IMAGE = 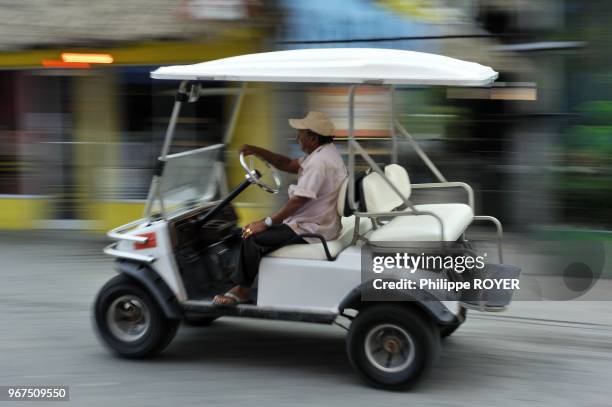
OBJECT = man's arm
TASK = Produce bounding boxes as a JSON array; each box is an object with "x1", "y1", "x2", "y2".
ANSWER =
[
  {"x1": 270, "y1": 196, "x2": 310, "y2": 224},
  {"x1": 242, "y1": 196, "x2": 310, "y2": 237},
  {"x1": 240, "y1": 144, "x2": 300, "y2": 174}
]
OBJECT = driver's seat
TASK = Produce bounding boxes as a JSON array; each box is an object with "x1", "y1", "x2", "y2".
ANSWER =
[{"x1": 267, "y1": 178, "x2": 371, "y2": 260}]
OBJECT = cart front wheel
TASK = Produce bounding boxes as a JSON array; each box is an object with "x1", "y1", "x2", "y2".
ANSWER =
[
  {"x1": 347, "y1": 305, "x2": 440, "y2": 390},
  {"x1": 94, "y1": 274, "x2": 179, "y2": 358}
]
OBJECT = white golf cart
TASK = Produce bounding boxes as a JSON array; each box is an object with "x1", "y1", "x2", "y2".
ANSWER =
[{"x1": 94, "y1": 48, "x2": 520, "y2": 390}]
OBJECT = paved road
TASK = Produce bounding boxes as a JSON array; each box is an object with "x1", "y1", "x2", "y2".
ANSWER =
[{"x1": 1, "y1": 232, "x2": 612, "y2": 407}]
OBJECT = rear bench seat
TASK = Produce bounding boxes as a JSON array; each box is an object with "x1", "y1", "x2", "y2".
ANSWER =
[
  {"x1": 268, "y1": 178, "x2": 372, "y2": 260},
  {"x1": 363, "y1": 164, "x2": 473, "y2": 242}
]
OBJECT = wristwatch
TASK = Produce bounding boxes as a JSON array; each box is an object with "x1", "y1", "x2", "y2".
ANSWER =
[{"x1": 264, "y1": 216, "x2": 273, "y2": 227}]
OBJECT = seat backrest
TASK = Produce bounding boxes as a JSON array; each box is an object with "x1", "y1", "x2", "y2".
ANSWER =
[
  {"x1": 362, "y1": 172, "x2": 404, "y2": 212},
  {"x1": 336, "y1": 177, "x2": 349, "y2": 216},
  {"x1": 337, "y1": 172, "x2": 369, "y2": 217},
  {"x1": 384, "y1": 164, "x2": 411, "y2": 199}
]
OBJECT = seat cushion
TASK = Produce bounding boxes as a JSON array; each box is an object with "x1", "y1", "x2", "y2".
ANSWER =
[
  {"x1": 368, "y1": 203, "x2": 473, "y2": 242},
  {"x1": 268, "y1": 216, "x2": 371, "y2": 260}
]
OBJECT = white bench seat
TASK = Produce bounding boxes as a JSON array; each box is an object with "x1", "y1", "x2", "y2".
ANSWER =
[
  {"x1": 367, "y1": 203, "x2": 473, "y2": 242},
  {"x1": 268, "y1": 216, "x2": 371, "y2": 260},
  {"x1": 362, "y1": 164, "x2": 474, "y2": 243}
]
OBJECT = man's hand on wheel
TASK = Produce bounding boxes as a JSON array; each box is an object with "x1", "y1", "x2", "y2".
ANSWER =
[
  {"x1": 242, "y1": 220, "x2": 268, "y2": 238},
  {"x1": 240, "y1": 144, "x2": 259, "y2": 157}
]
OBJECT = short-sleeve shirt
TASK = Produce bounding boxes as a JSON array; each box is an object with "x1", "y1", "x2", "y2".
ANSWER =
[{"x1": 284, "y1": 143, "x2": 348, "y2": 243}]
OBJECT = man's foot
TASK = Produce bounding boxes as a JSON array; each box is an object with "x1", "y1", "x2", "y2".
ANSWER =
[{"x1": 212, "y1": 286, "x2": 251, "y2": 306}]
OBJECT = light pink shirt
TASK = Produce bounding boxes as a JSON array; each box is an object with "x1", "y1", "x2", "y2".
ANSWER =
[{"x1": 284, "y1": 143, "x2": 348, "y2": 243}]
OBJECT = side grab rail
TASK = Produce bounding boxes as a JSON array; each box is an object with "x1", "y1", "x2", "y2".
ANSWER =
[
  {"x1": 411, "y1": 182, "x2": 475, "y2": 213},
  {"x1": 103, "y1": 242, "x2": 156, "y2": 264},
  {"x1": 472, "y1": 215, "x2": 504, "y2": 264},
  {"x1": 286, "y1": 233, "x2": 335, "y2": 261},
  {"x1": 353, "y1": 209, "x2": 445, "y2": 242},
  {"x1": 107, "y1": 218, "x2": 149, "y2": 243}
]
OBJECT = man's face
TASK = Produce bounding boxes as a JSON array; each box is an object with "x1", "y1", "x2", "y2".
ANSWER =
[{"x1": 296, "y1": 129, "x2": 316, "y2": 153}]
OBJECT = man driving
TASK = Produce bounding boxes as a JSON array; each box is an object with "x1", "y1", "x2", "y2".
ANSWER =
[{"x1": 213, "y1": 111, "x2": 348, "y2": 306}]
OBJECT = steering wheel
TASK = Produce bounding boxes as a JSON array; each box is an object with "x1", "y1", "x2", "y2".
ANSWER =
[{"x1": 239, "y1": 152, "x2": 281, "y2": 194}]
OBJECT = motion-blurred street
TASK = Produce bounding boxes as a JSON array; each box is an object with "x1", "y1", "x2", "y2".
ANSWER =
[
  {"x1": 1, "y1": 2, "x2": 612, "y2": 406},
  {"x1": 1, "y1": 232, "x2": 611, "y2": 407}
]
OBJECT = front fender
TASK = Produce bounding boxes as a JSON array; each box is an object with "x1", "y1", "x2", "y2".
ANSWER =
[
  {"x1": 114, "y1": 259, "x2": 183, "y2": 319},
  {"x1": 338, "y1": 279, "x2": 457, "y2": 325}
]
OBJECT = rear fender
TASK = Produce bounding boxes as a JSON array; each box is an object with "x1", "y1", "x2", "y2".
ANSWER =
[{"x1": 338, "y1": 280, "x2": 458, "y2": 325}]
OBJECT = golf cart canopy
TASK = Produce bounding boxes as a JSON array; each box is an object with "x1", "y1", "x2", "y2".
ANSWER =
[
  {"x1": 151, "y1": 48, "x2": 498, "y2": 86},
  {"x1": 143, "y1": 48, "x2": 503, "y2": 264}
]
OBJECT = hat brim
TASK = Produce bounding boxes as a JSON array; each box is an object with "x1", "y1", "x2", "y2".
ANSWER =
[{"x1": 288, "y1": 118, "x2": 309, "y2": 130}]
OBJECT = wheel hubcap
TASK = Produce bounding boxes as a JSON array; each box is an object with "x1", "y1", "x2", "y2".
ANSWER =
[
  {"x1": 364, "y1": 324, "x2": 415, "y2": 373},
  {"x1": 383, "y1": 337, "x2": 400, "y2": 354},
  {"x1": 106, "y1": 295, "x2": 151, "y2": 342}
]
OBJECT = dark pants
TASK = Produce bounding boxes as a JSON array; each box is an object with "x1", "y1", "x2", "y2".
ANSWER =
[{"x1": 231, "y1": 224, "x2": 306, "y2": 287}]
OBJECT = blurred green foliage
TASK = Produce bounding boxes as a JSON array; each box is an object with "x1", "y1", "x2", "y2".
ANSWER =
[
  {"x1": 565, "y1": 101, "x2": 612, "y2": 159},
  {"x1": 397, "y1": 88, "x2": 466, "y2": 139},
  {"x1": 560, "y1": 100, "x2": 612, "y2": 224}
]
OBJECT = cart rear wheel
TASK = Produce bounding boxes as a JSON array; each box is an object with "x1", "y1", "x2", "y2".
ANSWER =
[
  {"x1": 94, "y1": 274, "x2": 179, "y2": 358},
  {"x1": 346, "y1": 305, "x2": 440, "y2": 390}
]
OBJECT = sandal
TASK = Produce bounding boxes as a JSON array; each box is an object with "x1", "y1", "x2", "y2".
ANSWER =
[{"x1": 212, "y1": 291, "x2": 251, "y2": 306}]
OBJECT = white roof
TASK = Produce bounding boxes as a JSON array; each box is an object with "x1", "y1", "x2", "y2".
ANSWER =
[{"x1": 151, "y1": 48, "x2": 498, "y2": 86}]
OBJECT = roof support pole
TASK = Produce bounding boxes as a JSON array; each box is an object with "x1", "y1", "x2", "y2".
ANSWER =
[
  {"x1": 390, "y1": 86, "x2": 398, "y2": 164},
  {"x1": 395, "y1": 120, "x2": 448, "y2": 183},
  {"x1": 144, "y1": 81, "x2": 188, "y2": 219},
  {"x1": 222, "y1": 82, "x2": 247, "y2": 145},
  {"x1": 160, "y1": 81, "x2": 188, "y2": 159},
  {"x1": 347, "y1": 85, "x2": 357, "y2": 210}
]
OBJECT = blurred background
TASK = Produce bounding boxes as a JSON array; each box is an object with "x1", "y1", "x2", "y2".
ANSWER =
[
  {"x1": 0, "y1": 0, "x2": 610, "y2": 238},
  {"x1": 2, "y1": 2, "x2": 612, "y2": 406}
]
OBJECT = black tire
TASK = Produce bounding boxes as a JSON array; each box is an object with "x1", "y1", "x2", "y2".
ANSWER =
[
  {"x1": 183, "y1": 316, "x2": 219, "y2": 326},
  {"x1": 347, "y1": 304, "x2": 440, "y2": 390},
  {"x1": 440, "y1": 307, "x2": 467, "y2": 339},
  {"x1": 94, "y1": 274, "x2": 179, "y2": 358}
]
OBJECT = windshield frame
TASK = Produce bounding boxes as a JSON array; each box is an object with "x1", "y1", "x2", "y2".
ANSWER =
[
  {"x1": 143, "y1": 81, "x2": 246, "y2": 220},
  {"x1": 150, "y1": 143, "x2": 225, "y2": 217}
]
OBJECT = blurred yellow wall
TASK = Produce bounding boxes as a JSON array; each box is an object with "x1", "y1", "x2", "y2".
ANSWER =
[
  {"x1": 0, "y1": 28, "x2": 273, "y2": 231},
  {"x1": 0, "y1": 28, "x2": 261, "y2": 68},
  {"x1": 0, "y1": 197, "x2": 51, "y2": 229},
  {"x1": 227, "y1": 83, "x2": 277, "y2": 227}
]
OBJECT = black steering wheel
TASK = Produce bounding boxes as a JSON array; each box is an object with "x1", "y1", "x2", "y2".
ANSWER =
[{"x1": 239, "y1": 152, "x2": 281, "y2": 194}]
